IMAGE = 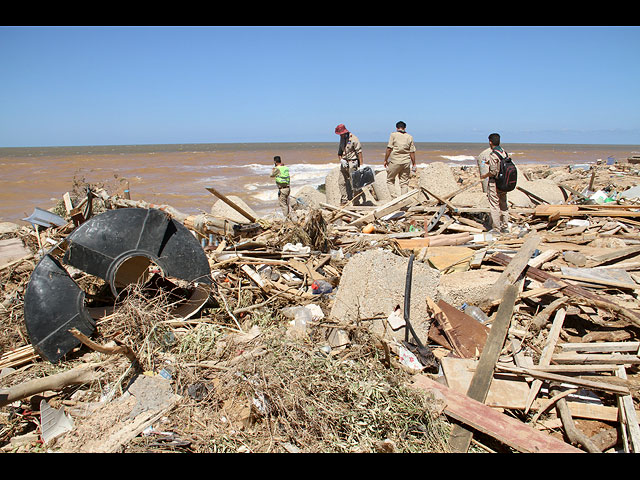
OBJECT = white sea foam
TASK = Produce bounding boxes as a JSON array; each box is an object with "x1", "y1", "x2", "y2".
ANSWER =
[
  {"x1": 439, "y1": 155, "x2": 476, "y2": 162},
  {"x1": 251, "y1": 189, "x2": 279, "y2": 202}
]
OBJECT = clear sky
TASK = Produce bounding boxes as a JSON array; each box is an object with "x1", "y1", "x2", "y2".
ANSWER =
[{"x1": 1, "y1": 25, "x2": 639, "y2": 147}]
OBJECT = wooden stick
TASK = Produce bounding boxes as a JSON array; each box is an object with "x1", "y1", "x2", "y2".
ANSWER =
[
  {"x1": 551, "y1": 385, "x2": 602, "y2": 453},
  {"x1": 205, "y1": 186, "x2": 258, "y2": 223},
  {"x1": 525, "y1": 308, "x2": 566, "y2": 413},
  {"x1": 70, "y1": 328, "x2": 138, "y2": 365},
  {"x1": 0, "y1": 363, "x2": 104, "y2": 408},
  {"x1": 616, "y1": 365, "x2": 640, "y2": 452}
]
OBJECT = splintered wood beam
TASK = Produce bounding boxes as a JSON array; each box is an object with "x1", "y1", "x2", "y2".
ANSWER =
[
  {"x1": 411, "y1": 374, "x2": 583, "y2": 453},
  {"x1": 206, "y1": 186, "x2": 257, "y2": 223},
  {"x1": 448, "y1": 284, "x2": 519, "y2": 453}
]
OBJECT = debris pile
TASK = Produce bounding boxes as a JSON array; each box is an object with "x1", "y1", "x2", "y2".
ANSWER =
[{"x1": 2, "y1": 158, "x2": 640, "y2": 453}]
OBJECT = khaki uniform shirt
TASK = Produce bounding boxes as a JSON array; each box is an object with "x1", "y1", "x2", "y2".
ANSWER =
[
  {"x1": 341, "y1": 133, "x2": 362, "y2": 161},
  {"x1": 387, "y1": 131, "x2": 416, "y2": 164}
]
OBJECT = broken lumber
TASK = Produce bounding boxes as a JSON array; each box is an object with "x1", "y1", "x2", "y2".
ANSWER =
[
  {"x1": 349, "y1": 189, "x2": 420, "y2": 226},
  {"x1": 484, "y1": 234, "x2": 540, "y2": 306},
  {"x1": 411, "y1": 374, "x2": 583, "y2": 453},
  {"x1": 490, "y1": 252, "x2": 640, "y2": 329},
  {"x1": 205, "y1": 186, "x2": 258, "y2": 223},
  {"x1": 448, "y1": 284, "x2": 518, "y2": 453},
  {"x1": 0, "y1": 364, "x2": 105, "y2": 408},
  {"x1": 525, "y1": 308, "x2": 566, "y2": 413}
]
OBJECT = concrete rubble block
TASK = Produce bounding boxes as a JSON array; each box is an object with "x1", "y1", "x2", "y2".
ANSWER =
[
  {"x1": 0, "y1": 222, "x2": 21, "y2": 235},
  {"x1": 509, "y1": 166, "x2": 567, "y2": 207},
  {"x1": 436, "y1": 269, "x2": 502, "y2": 308},
  {"x1": 210, "y1": 195, "x2": 259, "y2": 224},
  {"x1": 292, "y1": 185, "x2": 326, "y2": 209},
  {"x1": 330, "y1": 249, "x2": 441, "y2": 343},
  {"x1": 324, "y1": 166, "x2": 380, "y2": 206},
  {"x1": 418, "y1": 162, "x2": 459, "y2": 199}
]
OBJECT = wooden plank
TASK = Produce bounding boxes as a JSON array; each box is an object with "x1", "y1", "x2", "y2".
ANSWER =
[
  {"x1": 0, "y1": 238, "x2": 32, "y2": 270},
  {"x1": 411, "y1": 374, "x2": 583, "y2": 453},
  {"x1": 497, "y1": 365, "x2": 630, "y2": 396},
  {"x1": 559, "y1": 266, "x2": 638, "y2": 290},
  {"x1": 427, "y1": 299, "x2": 490, "y2": 358},
  {"x1": 240, "y1": 265, "x2": 271, "y2": 293},
  {"x1": 525, "y1": 308, "x2": 566, "y2": 413},
  {"x1": 617, "y1": 365, "x2": 640, "y2": 452},
  {"x1": 588, "y1": 246, "x2": 640, "y2": 267},
  {"x1": 449, "y1": 284, "x2": 518, "y2": 452},
  {"x1": 485, "y1": 234, "x2": 540, "y2": 305},
  {"x1": 489, "y1": 252, "x2": 640, "y2": 328},
  {"x1": 349, "y1": 189, "x2": 420, "y2": 226},
  {"x1": 527, "y1": 249, "x2": 559, "y2": 269},
  {"x1": 441, "y1": 357, "x2": 538, "y2": 410},
  {"x1": 205, "y1": 186, "x2": 258, "y2": 223},
  {"x1": 558, "y1": 341, "x2": 640, "y2": 354},
  {"x1": 551, "y1": 352, "x2": 640, "y2": 365}
]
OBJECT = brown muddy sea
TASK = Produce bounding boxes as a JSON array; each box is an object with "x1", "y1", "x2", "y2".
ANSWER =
[{"x1": 1, "y1": 142, "x2": 639, "y2": 225}]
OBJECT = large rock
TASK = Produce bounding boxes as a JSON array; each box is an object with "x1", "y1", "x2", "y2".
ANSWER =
[
  {"x1": 0, "y1": 222, "x2": 21, "y2": 235},
  {"x1": 293, "y1": 185, "x2": 326, "y2": 209},
  {"x1": 330, "y1": 249, "x2": 441, "y2": 343},
  {"x1": 324, "y1": 166, "x2": 381, "y2": 206},
  {"x1": 436, "y1": 269, "x2": 502, "y2": 308},
  {"x1": 418, "y1": 162, "x2": 459, "y2": 198},
  {"x1": 509, "y1": 166, "x2": 566, "y2": 207},
  {"x1": 210, "y1": 196, "x2": 258, "y2": 223}
]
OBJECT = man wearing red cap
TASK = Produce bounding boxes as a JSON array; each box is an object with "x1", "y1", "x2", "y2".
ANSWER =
[{"x1": 334, "y1": 124, "x2": 364, "y2": 205}]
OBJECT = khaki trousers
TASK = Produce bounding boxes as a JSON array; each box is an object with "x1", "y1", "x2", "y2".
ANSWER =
[
  {"x1": 386, "y1": 161, "x2": 411, "y2": 198},
  {"x1": 338, "y1": 160, "x2": 360, "y2": 204},
  {"x1": 278, "y1": 185, "x2": 291, "y2": 216},
  {"x1": 487, "y1": 179, "x2": 509, "y2": 230}
]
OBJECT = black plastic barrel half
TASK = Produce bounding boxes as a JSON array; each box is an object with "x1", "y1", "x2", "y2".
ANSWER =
[
  {"x1": 24, "y1": 254, "x2": 96, "y2": 363},
  {"x1": 24, "y1": 208, "x2": 212, "y2": 363}
]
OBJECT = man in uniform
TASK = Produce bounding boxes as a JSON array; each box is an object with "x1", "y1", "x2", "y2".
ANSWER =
[
  {"x1": 271, "y1": 155, "x2": 292, "y2": 218},
  {"x1": 383, "y1": 121, "x2": 416, "y2": 199},
  {"x1": 479, "y1": 133, "x2": 510, "y2": 233},
  {"x1": 335, "y1": 124, "x2": 364, "y2": 205}
]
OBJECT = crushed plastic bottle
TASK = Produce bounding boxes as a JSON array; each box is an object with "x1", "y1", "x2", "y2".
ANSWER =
[
  {"x1": 461, "y1": 303, "x2": 489, "y2": 324},
  {"x1": 311, "y1": 280, "x2": 332, "y2": 295},
  {"x1": 282, "y1": 306, "x2": 312, "y2": 329}
]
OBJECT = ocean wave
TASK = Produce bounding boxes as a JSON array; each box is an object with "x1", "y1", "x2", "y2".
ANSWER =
[
  {"x1": 251, "y1": 189, "x2": 279, "y2": 202},
  {"x1": 245, "y1": 162, "x2": 336, "y2": 174},
  {"x1": 439, "y1": 155, "x2": 476, "y2": 162}
]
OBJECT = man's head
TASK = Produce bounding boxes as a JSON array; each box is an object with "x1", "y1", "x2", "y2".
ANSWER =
[
  {"x1": 489, "y1": 133, "x2": 500, "y2": 147},
  {"x1": 396, "y1": 121, "x2": 407, "y2": 131},
  {"x1": 335, "y1": 124, "x2": 349, "y2": 136},
  {"x1": 274, "y1": 156, "x2": 282, "y2": 165}
]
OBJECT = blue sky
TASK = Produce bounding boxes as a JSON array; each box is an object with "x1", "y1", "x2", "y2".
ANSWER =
[{"x1": 1, "y1": 25, "x2": 639, "y2": 147}]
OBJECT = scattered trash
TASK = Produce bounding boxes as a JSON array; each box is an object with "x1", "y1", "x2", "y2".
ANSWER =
[
  {"x1": 22, "y1": 207, "x2": 67, "y2": 229},
  {"x1": 3, "y1": 158, "x2": 640, "y2": 453},
  {"x1": 40, "y1": 399, "x2": 74, "y2": 444},
  {"x1": 460, "y1": 303, "x2": 489, "y2": 324}
]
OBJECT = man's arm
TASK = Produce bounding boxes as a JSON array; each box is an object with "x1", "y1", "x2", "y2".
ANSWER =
[{"x1": 384, "y1": 147, "x2": 392, "y2": 168}]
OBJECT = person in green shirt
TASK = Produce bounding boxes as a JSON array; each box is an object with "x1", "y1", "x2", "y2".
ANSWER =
[{"x1": 271, "y1": 156, "x2": 292, "y2": 218}]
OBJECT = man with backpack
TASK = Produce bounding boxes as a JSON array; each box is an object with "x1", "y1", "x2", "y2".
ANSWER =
[{"x1": 479, "y1": 133, "x2": 517, "y2": 234}]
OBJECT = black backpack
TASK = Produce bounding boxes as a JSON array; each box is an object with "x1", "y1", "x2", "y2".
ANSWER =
[{"x1": 493, "y1": 147, "x2": 517, "y2": 192}]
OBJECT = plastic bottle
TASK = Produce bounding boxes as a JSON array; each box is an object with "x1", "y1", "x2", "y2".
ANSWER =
[
  {"x1": 282, "y1": 306, "x2": 312, "y2": 330},
  {"x1": 461, "y1": 303, "x2": 489, "y2": 324},
  {"x1": 311, "y1": 280, "x2": 332, "y2": 295}
]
